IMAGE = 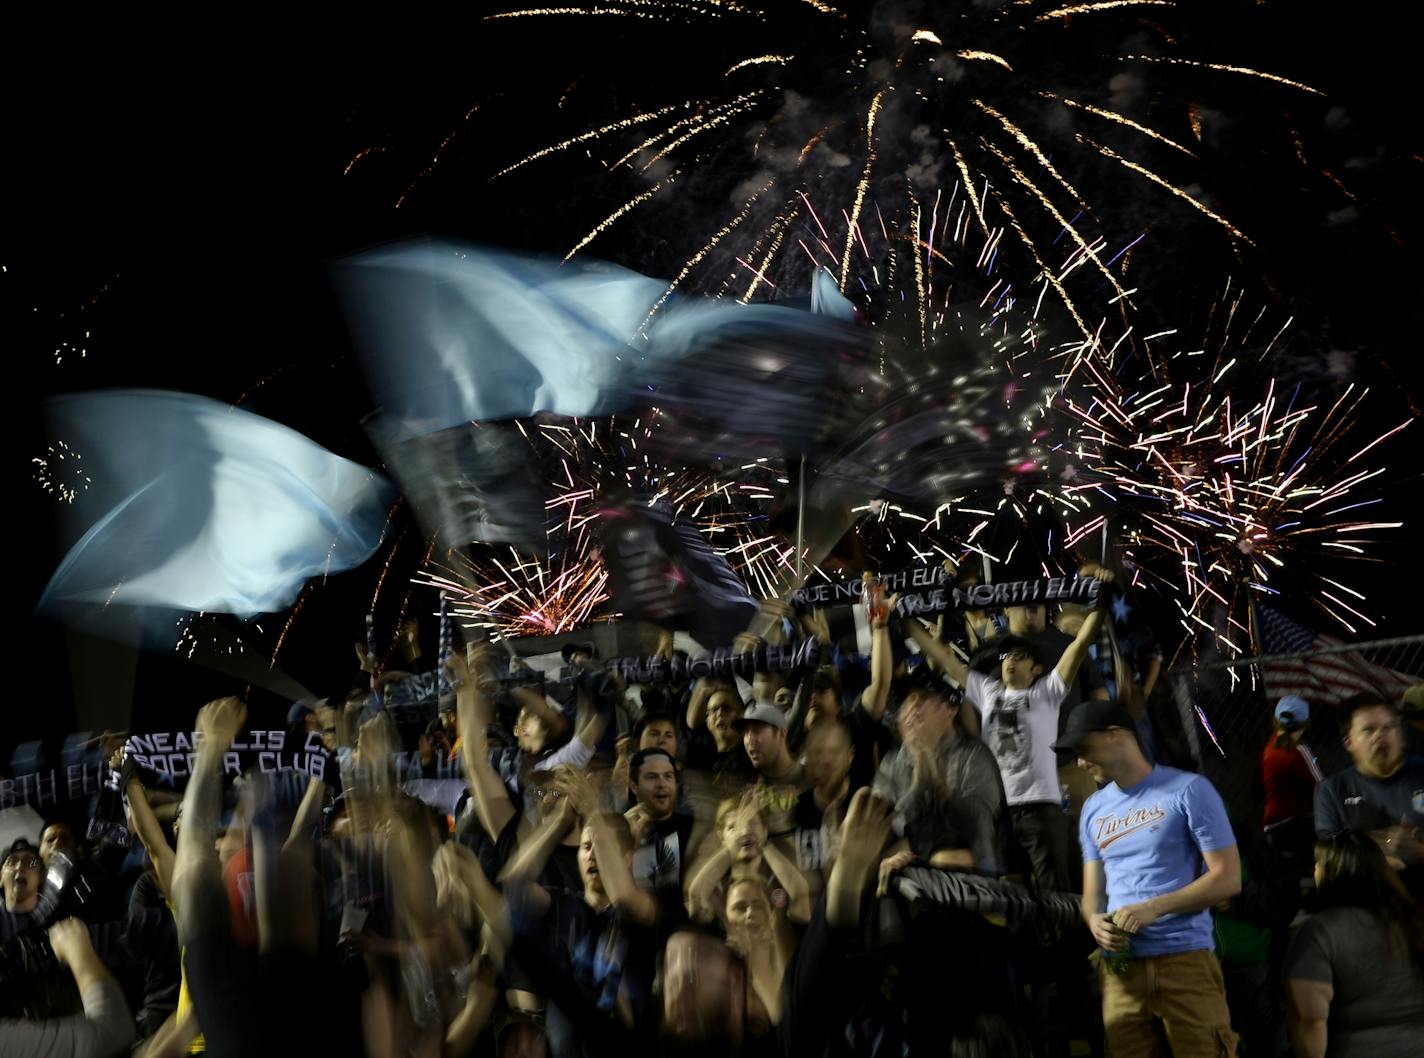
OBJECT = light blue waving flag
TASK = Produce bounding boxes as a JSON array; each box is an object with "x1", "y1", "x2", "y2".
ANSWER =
[
  {"x1": 332, "y1": 240, "x2": 869, "y2": 447},
  {"x1": 334, "y1": 241, "x2": 670, "y2": 441},
  {"x1": 39, "y1": 390, "x2": 395, "y2": 625}
]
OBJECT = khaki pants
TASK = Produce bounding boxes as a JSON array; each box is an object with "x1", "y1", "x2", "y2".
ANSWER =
[{"x1": 1099, "y1": 949, "x2": 1239, "y2": 1058}]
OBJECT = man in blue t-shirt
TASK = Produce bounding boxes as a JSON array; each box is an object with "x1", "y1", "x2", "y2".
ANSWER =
[{"x1": 1056, "y1": 701, "x2": 1242, "y2": 1057}]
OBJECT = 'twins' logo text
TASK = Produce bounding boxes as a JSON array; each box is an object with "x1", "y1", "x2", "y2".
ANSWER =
[{"x1": 1094, "y1": 804, "x2": 1168, "y2": 849}]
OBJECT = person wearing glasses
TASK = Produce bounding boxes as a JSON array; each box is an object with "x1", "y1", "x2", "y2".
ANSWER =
[
  {"x1": 1, "y1": 841, "x2": 45, "y2": 941},
  {"x1": 904, "y1": 566, "x2": 1115, "y2": 895},
  {"x1": 1314, "y1": 695, "x2": 1424, "y2": 894}
]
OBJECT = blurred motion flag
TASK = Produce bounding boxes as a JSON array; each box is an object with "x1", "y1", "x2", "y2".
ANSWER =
[
  {"x1": 1257, "y1": 604, "x2": 1415, "y2": 704},
  {"x1": 333, "y1": 240, "x2": 873, "y2": 454},
  {"x1": 334, "y1": 240, "x2": 669, "y2": 439},
  {"x1": 375, "y1": 419, "x2": 547, "y2": 551},
  {"x1": 599, "y1": 498, "x2": 758, "y2": 648},
  {"x1": 38, "y1": 390, "x2": 394, "y2": 635}
]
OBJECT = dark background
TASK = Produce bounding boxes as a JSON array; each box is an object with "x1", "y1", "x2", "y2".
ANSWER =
[{"x1": 6, "y1": 3, "x2": 1421, "y2": 757}]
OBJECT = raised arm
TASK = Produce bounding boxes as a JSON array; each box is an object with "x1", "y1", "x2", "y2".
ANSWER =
[
  {"x1": 588, "y1": 813, "x2": 659, "y2": 927},
  {"x1": 171, "y1": 698, "x2": 245, "y2": 902},
  {"x1": 510, "y1": 683, "x2": 570, "y2": 744},
  {"x1": 1055, "y1": 569, "x2": 1114, "y2": 687},
  {"x1": 572, "y1": 673, "x2": 614, "y2": 751},
  {"x1": 34, "y1": 918, "x2": 137, "y2": 1058},
  {"x1": 901, "y1": 617, "x2": 970, "y2": 688},
  {"x1": 761, "y1": 839, "x2": 813, "y2": 924},
  {"x1": 283, "y1": 774, "x2": 327, "y2": 853},
  {"x1": 685, "y1": 846, "x2": 733, "y2": 921},
  {"x1": 499, "y1": 775, "x2": 581, "y2": 885},
  {"x1": 826, "y1": 790, "x2": 892, "y2": 929},
  {"x1": 444, "y1": 953, "x2": 498, "y2": 1058},
  {"x1": 859, "y1": 584, "x2": 899, "y2": 722},
  {"x1": 686, "y1": 677, "x2": 715, "y2": 733},
  {"x1": 453, "y1": 649, "x2": 517, "y2": 840},
  {"x1": 124, "y1": 773, "x2": 176, "y2": 900}
]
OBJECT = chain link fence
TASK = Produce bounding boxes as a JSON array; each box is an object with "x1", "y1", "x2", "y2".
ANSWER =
[{"x1": 1165, "y1": 635, "x2": 1424, "y2": 823}]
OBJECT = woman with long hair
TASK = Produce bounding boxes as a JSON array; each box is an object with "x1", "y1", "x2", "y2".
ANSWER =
[{"x1": 1283, "y1": 830, "x2": 1424, "y2": 1057}]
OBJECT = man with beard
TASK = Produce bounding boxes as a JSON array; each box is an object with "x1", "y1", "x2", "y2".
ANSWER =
[
  {"x1": 624, "y1": 748, "x2": 695, "y2": 909},
  {"x1": 1314, "y1": 695, "x2": 1424, "y2": 891}
]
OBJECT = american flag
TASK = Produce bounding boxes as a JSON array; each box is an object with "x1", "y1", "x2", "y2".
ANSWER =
[{"x1": 1257, "y1": 605, "x2": 1415, "y2": 705}]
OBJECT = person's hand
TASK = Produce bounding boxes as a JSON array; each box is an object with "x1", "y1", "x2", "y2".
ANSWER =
[
  {"x1": 1088, "y1": 912, "x2": 1129, "y2": 952},
  {"x1": 876, "y1": 850, "x2": 916, "y2": 896},
  {"x1": 356, "y1": 642, "x2": 376, "y2": 673},
  {"x1": 196, "y1": 697, "x2": 246, "y2": 747},
  {"x1": 1376, "y1": 824, "x2": 1424, "y2": 868},
  {"x1": 873, "y1": 593, "x2": 899, "y2": 629},
  {"x1": 836, "y1": 788, "x2": 894, "y2": 879},
  {"x1": 338, "y1": 929, "x2": 368, "y2": 959},
  {"x1": 550, "y1": 765, "x2": 598, "y2": 821},
  {"x1": 418, "y1": 734, "x2": 434, "y2": 767},
  {"x1": 47, "y1": 918, "x2": 95, "y2": 967},
  {"x1": 1110, "y1": 901, "x2": 1159, "y2": 934},
  {"x1": 444, "y1": 650, "x2": 472, "y2": 692},
  {"x1": 464, "y1": 642, "x2": 498, "y2": 675},
  {"x1": 433, "y1": 842, "x2": 477, "y2": 918},
  {"x1": 733, "y1": 632, "x2": 764, "y2": 656},
  {"x1": 803, "y1": 609, "x2": 831, "y2": 649},
  {"x1": 356, "y1": 714, "x2": 396, "y2": 772},
  {"x1": 398, "y1": 619, "x2": 420, "y2": 659},
  {"x1": 1079, "y1": 562, "x2": 1116, "y2": 585},
  {"x1": 625, "y1": 804, "x2": 652, "y2": 846},
  {"x1": 760, "y1": 598, "x2": 794, "y2": 621},
  {"x1": 612, "y1": 736, "x2": 633, "y2": 791},
  {"x1": 907, "y1": 740, "x2": 942, "y2": 782}
]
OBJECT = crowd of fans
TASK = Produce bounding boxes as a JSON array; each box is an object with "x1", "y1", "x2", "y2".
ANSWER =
[{"x1": 3, "y1": 563, "x2": 1422, "y2": 1058}]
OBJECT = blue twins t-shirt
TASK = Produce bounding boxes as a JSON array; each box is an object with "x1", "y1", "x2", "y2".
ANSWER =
[{"x1": 1080, "y1": 765, "x2": 1236, "y2": 956}]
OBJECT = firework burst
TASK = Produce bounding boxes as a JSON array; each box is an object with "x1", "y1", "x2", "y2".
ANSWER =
[
  {"x1": 1055, "y1": 281, "x2": 1409, "y2": 658},
  {"x1": 413, "y1": 414, "x2": 788, "y2": 639},
  {"x1": 33, "y1": 440, "x2": 92, "y2": 504},
  {"x1": 460, "y1": 0, "x2": 1321, "y2": 329}
]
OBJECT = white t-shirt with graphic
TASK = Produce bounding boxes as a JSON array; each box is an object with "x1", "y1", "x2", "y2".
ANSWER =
[{"x1": 966, "y1": 669, "x2": 1069, "y2": 806}]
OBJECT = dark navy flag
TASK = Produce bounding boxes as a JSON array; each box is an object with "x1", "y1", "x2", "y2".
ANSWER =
[
  {"x1": 374, "y1": 420, "x2": 546, "y2": 551},
  {"x1": 599, "y1": 499, "x2": 758, "y2": 649}
]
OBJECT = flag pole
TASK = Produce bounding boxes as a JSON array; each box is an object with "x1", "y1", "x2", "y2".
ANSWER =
[{"x1": 795, "y1": 455, "x2": 806, "y2": 581}]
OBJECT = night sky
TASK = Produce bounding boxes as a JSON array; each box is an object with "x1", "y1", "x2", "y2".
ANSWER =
[{"x1": 7, "y1": 3, "x2": 1421, "y2": 755}]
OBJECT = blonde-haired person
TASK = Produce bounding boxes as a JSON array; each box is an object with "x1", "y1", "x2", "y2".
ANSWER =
[
  {"x1": 686, "y1": 792, "x2": 811, "y2": 924},
  {"x1": 721, "y1": 875, "x2": 797, "y2": 1030}
]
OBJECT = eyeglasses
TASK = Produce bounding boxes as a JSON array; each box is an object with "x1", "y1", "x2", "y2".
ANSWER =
[{"x1": 1, "y1": 856, "x2": 42, "y2": 874}]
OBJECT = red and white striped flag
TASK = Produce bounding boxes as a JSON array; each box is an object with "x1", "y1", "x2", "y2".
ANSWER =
[{"x1": 1257, "y1": 605, "x2": 1415, "y2": 705}]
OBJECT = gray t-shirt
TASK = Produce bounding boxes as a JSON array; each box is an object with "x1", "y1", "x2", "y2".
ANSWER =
[
  {"x1": 0, "y1": 979, "x2": 134, "y2": 1058},
  {"x1": 873, "y1": 734, "x2": 1008, "y2": 873},
  {"x1": 1314, "y1": 756, "x2": 1424, "y2": 837},
  {"x1": 1283, "y1": 906, "x2": 1424, "y2": 1057}
]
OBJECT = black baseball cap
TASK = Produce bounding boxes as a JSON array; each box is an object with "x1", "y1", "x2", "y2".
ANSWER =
[
  {"x1": 561, "y1": 641, "x2": 597, "y2": 663},
  {"x1": 3, "y1": 839, "x2": 40, "y2": 868},
  {"x1": 1051, "y1": 700, "x2": 1137, "y2": 752}
]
